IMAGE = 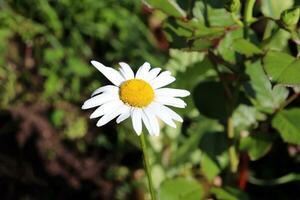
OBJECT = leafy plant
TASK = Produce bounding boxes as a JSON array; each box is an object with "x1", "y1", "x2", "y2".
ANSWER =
[{"x1": 1, "y1": 0, "x2": 300, "y2": 199}]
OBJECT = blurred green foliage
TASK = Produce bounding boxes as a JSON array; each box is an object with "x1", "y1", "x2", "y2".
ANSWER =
[{"x1": 1, "y1": 0, "x2": 300, "y2": 200}]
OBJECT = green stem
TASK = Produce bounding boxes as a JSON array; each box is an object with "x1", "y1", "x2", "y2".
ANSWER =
[
  {"x1": 243, "y1": 0, "x2": 256, "y2": 38},
  {"x1": 139, "y1": 132, "x2": 156, "y2": 200},
  {"x1": 231, "y1": 13, "x2": 244, "y2": 27},
  {"x1": 249, "y1": 173, "x2": 300, "y2": 186},
  {"x1": 227, "y1": 117, "x2": 239, "y2": 173}
]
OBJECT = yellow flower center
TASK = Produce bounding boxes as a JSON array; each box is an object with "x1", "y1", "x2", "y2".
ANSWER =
[{"x1": 119, "y1": 79, "x2": 154, "y2": 107}]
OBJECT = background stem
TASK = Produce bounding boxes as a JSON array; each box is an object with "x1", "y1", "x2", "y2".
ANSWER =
[
  {"x1": 139, "y1": 132, "x2": 156, "y2": 200},
  {"x1": 244, "y1": 0, "x2": 256, "y2": 38},
  {"x1": 227, "y1": 117, "x2": 239, "y2": 173}
]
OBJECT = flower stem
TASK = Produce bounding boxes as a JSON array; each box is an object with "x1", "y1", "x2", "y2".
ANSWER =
[{"x1": 139, "y1": 132, "x2": 156, "y2": 200}]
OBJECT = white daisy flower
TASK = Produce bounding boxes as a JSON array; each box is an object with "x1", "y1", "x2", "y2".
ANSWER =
[{"x1": 82, "y1": 61, "x2": 190, "y2": 136}]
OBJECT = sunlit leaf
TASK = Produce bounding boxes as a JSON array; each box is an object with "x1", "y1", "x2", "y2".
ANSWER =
[
  {"x1": 244, "y1": 61, "x2": 289, "y2": 113},
  {"x1": 145, "y1": 0, "x2": 186, "y2": 17},
  {"x1": 232, "y1": 104, "x2": 266, "y2": 131},
  {"x1": 272, "y1": 108, "x2": 300, "y2": 144},
  {"x1": 217, "y1": 28, "x2": 243, "y2": 64},
  {"x1": 261, "y1": 0, "x2": 294, "y2": 18},
  {"x1": 159, "y1": 177, "x2": 203, "y2": 200},
  {"x1": 240, "y1": 132, "x2": 274, "y2": 161},
  {"x1": 192, "y1": 1, "x2": 234, "y2": 27},
  {"x1": 211, "y1": 186, "x2": 249, "y2": 200},
  {"x1": 263, "y1": 51, "x2": 300, "y2": 86},
  {"x1": 64, "y1": 117, "x2": 87, "y2": 139},
  {"x1": 232, "y1": 38, "x2": 263, "y2": 57}
]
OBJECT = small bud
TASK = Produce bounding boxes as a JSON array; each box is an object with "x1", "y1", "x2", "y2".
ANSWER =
[
  {"x1": 225, "y1": 0, "x2": 241, "y2": 13},
  {"x1": 280, "y1": 7, "x2": 300, "y2": 30}
]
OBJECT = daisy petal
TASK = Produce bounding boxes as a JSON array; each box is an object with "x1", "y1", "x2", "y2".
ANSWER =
[
  {"x1": 91, "y1": 60, "x2": 125, "y2": 86},
  {"x1": 82, "y1": 93, "x2": 118, "y2": 109},
  {"x1": 135, "y1": 62, "x2": 151, "y2": 80},
  {"x1": 150, "y1": 71, "x2": 175, "y2": 89},
  {"x1": 91, "y1": 85, "x2": 119, "y2": 97},
  {"x1": 90, "y1": 100, "x2": 123, "y2": 119},
  {"x1": 157, "y1": 104, "x2": 183, "y2": 122},
  {"x1": 141, "y1": 110, "x2": 154, "y2": 135},
  {"x1": 131, "y1": 108, "x2": 142, "y2": 135},
  {"x1": 150, "y1": 103, "x2": 176, "y2": 128},
  {"x1": 116, "y1": 107, "x2": 131, "y2": 123},
  {"x1": 155, "y1": 88, "x2": 190, "y2": 97},
  {"x1": 153, "y1": 103, "x2": 183, "y2": 122},
  {"x1": 96, "y1": 104, "x2": 128, "y2": 127},
  {"x1": 119, "y1": 62, "x2": 134, "y2": 80},
  {"x1": 147, "y1": 68, "x2": 161, "y2": 81},
  {"x1": 155, "y1": 96, "x2": 187, "y2": 108},
  {"x1": 144, "y1": 106, "x2": 160, "y2": 136}
]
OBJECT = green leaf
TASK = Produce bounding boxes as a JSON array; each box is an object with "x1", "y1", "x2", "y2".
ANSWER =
[
  {"x1": 244, "y1": 61, "x2": 289, "y2": 113},
  {"x1": 164, "y1": 21, "x2": 189, "y2": 49},
  {"x1": 172, "y1": 116, "x2": 223, "y2": 165},
  {"x1": 263, "y1": 51, "x2": 294, "y2": 81},
  {"x1": 199, "y1": 131, "x2": 228, "y2": 181},
  {"x1": 211, "y1": 186, "x2": 249, "y2": 200},
  {"x1": 261, "y1": 0, "x2": 294, "y2": 19},
  {"x1": 164, "y1": 19, "x2": 193, "y2": 38},
  {"x1": 272, "y1": 108, "x2": 300, "y2": 145},
  {"x1": 44, "y1": 74, "x2": 63, "y2": 97},
  {"x1": 165, "y1": 49, "x2": 205, "y2": 73},
  {"x1": 232, "y1": 38, "x2": 263, "y2": 57},
  {"x1": 188, "y1": 38, "x2": 216, "y2": 52},
  {"x1": 145, "y1": 0, "x2": 186, "y2": 18},
  {"x1": 192, "y1": 1, "x2": 234, "y2": 27},
  {"x1": 262, "y1": 24, "x2": 291, "y2": 51},
  {"x1": 263, "y1": 51, "x2": 300, "y2": 86},
  {"x1": 208, "y1": 8, "x2": 235, "y2": 27},
  {"x1": 37, "y1": 0, "x2": 62, "y2": 35},
  {"x1": 64, "y1": 117, "x2": 87, "y2": 139},
  {"x1": 173, "y1": 56, "x2": 213, "y2": 90},
  {"x1": 44, "y1": 48, "x2": 64, "y2": 64},
  {"x1": 159, "y1": 178, "x2": 203, "y2": 200},
  {"x1": 232, "y1": 104, "x2": 266, "y2": 132},
  {"x1": 200, "y1": 152, "x2": 223, "y2": 181},
  {"x1": 194, "y1": 26, "x2": 225, "y2": 38},
  {"x1": 163, "y1": 18, "x2": 226, "y2": 51},
  {"x1": 217, "y1": 28, "x2": 243, "y2": 64},
  {"x1": 67, "y1": 58, "x2": 92, "y2": 77},
  {"x1": 240, "y1": 132, "x2": 274, "y2": 161},
  {"x1": 51, "y1": 109, "x2": 65, "y2": 128},
  {"x1": 193, "y1": 81, "x2": 229, "y2": 119}
]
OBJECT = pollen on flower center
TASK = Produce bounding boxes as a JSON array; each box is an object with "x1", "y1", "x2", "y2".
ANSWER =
[{"x1": 119, "y1": 79, "x2": 154, "y2": 107}]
